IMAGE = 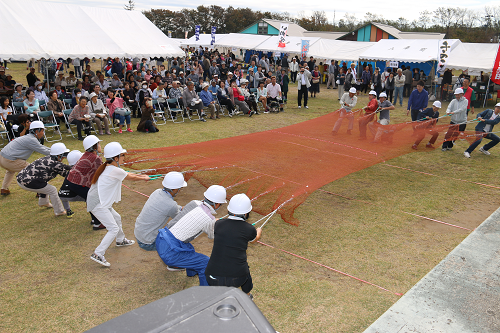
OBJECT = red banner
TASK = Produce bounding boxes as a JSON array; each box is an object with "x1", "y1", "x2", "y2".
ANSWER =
[{"x1": 491, "y1": 43, "x2": 500, "y2": 85}]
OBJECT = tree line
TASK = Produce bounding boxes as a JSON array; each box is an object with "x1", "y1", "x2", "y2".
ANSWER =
[{"x1": 142, "y1": 6, "x2": 500, "y2": 43}]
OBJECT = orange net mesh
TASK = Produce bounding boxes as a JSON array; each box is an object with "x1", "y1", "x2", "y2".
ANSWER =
[{"x1": 125, "y1": 110, "x2": 481, "y2": 225}]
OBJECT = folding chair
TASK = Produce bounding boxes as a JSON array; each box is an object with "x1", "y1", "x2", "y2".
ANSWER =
[
  {"x1": 37, "y1": 110, "x2": 62, "y2": 142},
  {"x1": 39, "y1": 99, "x2": 47, "y2": 110},
  {"x1": 63, "y1": 109, "x2": 77, "y2": 138},
  {"x1": 166, "y1": 98, "x2": 185, "y2": 123},
  {"x1": 63, "y1": 98, "x2": 73, "y2": 109},
  {"x1": 0, "y1": 118, "x2": 10, "y2": 147},
  {"x1": 12, "y1": 102, "x2": 24, "y2": 114},
  {"x1": 151, "y1": 99, "x2": 167, "y2": 125}
]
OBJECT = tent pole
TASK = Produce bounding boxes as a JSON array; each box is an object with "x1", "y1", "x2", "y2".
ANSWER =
[{"x1": 483, "y1": 75, "x2": 492, "y2": 108}]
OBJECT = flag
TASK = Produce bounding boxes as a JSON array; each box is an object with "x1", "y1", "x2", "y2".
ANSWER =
[
  {"x1": 195, "y1": 25, "x2": 200, "y2": 41},
  {"x1": 278, "y1": 24, "x2": 288, "y2": 48},
  {"x1": 211, "y1": 26, "x2": 216, "y2": 45},
  {"x1": 491, "y1": 43, "x2": 500, "y2": 85},
  {"x1": 301, "y1": 40, "x2": 310, "y2": 60},
  {"x1": 436, "y1": 40, "x2": 451, "y2": 75}
]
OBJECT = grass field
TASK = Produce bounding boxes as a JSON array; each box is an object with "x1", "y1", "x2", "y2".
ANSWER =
[{"x1": 1, "y1": 62, "x2": 500, "y2": 333}]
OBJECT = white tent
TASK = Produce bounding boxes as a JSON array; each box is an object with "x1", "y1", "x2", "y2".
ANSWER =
[
  {"x1": 307, "y1": 40, "x2": 376, "y2": 61},
  {"x1": 214, "y1": 33, "x2": 271, "y2": 50},
  {"x1": 446, "y1": 43, "x2": 497, "y2": 74},
  {"x1": 254, "y1": 36, "x2": 321, "y2": 54},
  {"x1": 0, "y1": 0, "x2": 184, "y2": 60},
  {"x1": 359, "y1": 39, "x2": 461, "y2": 63},
  {"x1": 179, "y1": 34, "x2": 227, "y2": 48}
]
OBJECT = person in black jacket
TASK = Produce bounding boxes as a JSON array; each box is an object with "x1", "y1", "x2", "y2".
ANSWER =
[
  {"x1": 412, "y1": 101, "x2": 441, "y2": 150},
  {"x1": 464, "y1": 104, "x2": 500, "y2": 158}
]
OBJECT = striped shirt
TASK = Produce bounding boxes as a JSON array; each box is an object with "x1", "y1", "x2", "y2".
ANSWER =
[{"x1": 169, "y1": 201, "x2": 217, "y2": 243}]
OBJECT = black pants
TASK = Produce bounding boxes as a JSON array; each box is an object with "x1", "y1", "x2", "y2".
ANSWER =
[
  {"x1": 246, "y1": 99, "x2": 258, "y2": 112},
  {"x1": 219, "y1": 98, "x2": 234, "y2": 112},
  {"x1": 386, "y1": 89, "x2": 394, "y2": 103},
  {"x1": 404, "y1": 84, "x2": 411, "y2": 97},
  {"x1": 442, "y1": 122, "x2": 467, "y2": 149},
  {"x1": 144, "y1": 120, "x2": 158, "y2": 132},
  {"x1": 207, "y1": 273, "x2": 253, "y2": 294},
  {"x1": 291, "y1": 71, "x2": 297, "y2": 83},
  {"x1": 298, "y1": 86, "x2": 308, "y2": 107},
  {"x1": 360, "y1": 83, "x2": 369, "y2": 94},
  {"x1": 71, "y1": 119, "x2": 91, "y2": 138},
  {"x1": 410, "y1": 109, "x2": 420, "y2": 122},
  {"x1": 67, "y1": 182, "x2": 101, "y2": 225}
]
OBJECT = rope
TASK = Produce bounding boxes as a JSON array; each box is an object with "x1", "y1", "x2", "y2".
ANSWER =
[{"x1": 257, "y1": 241, "x2": 403, "y2": 296}]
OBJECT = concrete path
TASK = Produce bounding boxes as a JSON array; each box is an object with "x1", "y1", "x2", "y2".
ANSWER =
[{"x1": 364, "y1": 207, "x2": 500, "y2": 333}]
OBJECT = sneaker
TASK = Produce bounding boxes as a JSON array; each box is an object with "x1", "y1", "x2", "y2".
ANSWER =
[
  {"x1": 126, "y1": 128, "x2": 133, "y2": 133},
  {"x1": 118, "y1": 129, "x2": 122, "y2": 134},
  {"x1": 66, "y1": 209, "x2": 75, "y2": 218},
  {"x1": 305, "y1": 106, "x2": 309, "y2": 109},
  {"x1": 248, "y1": 293, "x2": 254, "y2": 300},
  {"x1": 116, "y1": 238, "x2": 135, "y2": 247},
  {"x1": 90, "y1": 253, "x2": 110, "y2": 267},
  {"x1": 479, "y1": 147, "x2": 491, "y2": 155},
  {"x1": 99, "y1": 131, "x2": 104, "y2": 135},
  {"x1": 464, "y1": 151, "x2": 471, "y2": 158},
  {"x1": 167, "y1": 266, "x2": 185, "y2": 271},
  {"x1": 441, "y1": 148, "x2": 447, "y2": 151},
  {"x1": 200, "y1": 118, "x2": 206, "y2": 122},
  {"x1": 39, "y1": 203, "x2": 53, "y2": 208},
  {"x1": 426, "y1": 143, "x2": 435, "y2": 149},
  {"x1": 227, "y1": 112, "x2": 233, "y2": 118},
  {"x1": 264, "y1": 110, "x2": 270, "y2": 114},
  {"x1": 55, "y1": 210, "x2": 67, "y2": 217},
  {"x1": 249, "y1": 111, "x2": 256, "y2": 117},
  {"x1": 280, "y1": 108, "x2": 284, "y2": 112},
  {"x1": 412, "y1": 144, "x2": 418, "y2": 150},
  {"x1": 93, "y1": 223, "x2": 106, "y2": 230},
  {"x1": 297, "y1": 106, "x2": 301, "y2": 109},
  {"x1": 201, "y1": 113, "x2": 207, "y2": 118},
  {"x1": 1, "y1": 189, "x2": 10, "y2": 196}
]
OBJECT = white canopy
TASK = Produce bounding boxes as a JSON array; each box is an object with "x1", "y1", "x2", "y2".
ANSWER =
[
  {"x1": 179, "y1": 34, "x2": 227, "y2": 48},
  {"x1": 308, "y1": 40, "x2": 376, "y2": 61},
  {"x1": 359, "y1": 39, "x2": 461, "y2": 63},
  {"x1": 0, "y1": 0, "x2": 184, "y2": 60},
  {"x1": 254, "y1": 36, "x2": 321, "y2": 54},
  {"x1": 214, "y1": 33, "x2": 271, "y2": 50},
  {"x1": 446, "y1": 43, "x2": 497, "y2": 74}
]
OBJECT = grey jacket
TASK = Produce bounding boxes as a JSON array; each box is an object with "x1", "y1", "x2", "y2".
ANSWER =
[{"x1": 0, "y1": 133, "x2": 50, "y2": 161}]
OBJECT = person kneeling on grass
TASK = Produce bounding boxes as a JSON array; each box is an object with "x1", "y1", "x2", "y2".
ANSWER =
[
  {"x1": 134, "y1": 172, "x2": 184, "y2": 251},
  {"x1": 137, "y1": 98, "x2": 159, "y2": 133},
  {"x1": 58, "y1": 150, "x2": 84, "y2": 218},
  {"x1": 155, "y1": 182, "x2": 226, "y2": 286},
  {"x1": 205, "y1": 194, "x2": 262, "y2": 299},
  {"x1": 87, "y1": 142, "x2": 149, "y2": 267},
  {"x1": 412, "y1": 101, "x2": 441, "y2": 150},
  {"x1": 464, "y1": 103, "x2": 500, "y2": 158},
  {"x1": 16, "y1": 142, "x2": 71, "y2": 217}
]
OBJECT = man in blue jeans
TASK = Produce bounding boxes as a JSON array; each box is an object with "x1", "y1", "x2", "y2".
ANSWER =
[
  {"x1": 464, "y1": 103, "x2": 500, "y2": 158},
  {"x1": 394, "y1": 68, "x2": 405, "y2": 107}
]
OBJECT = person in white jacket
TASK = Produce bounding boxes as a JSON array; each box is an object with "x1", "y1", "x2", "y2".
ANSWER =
[
  {"x1": 333, "y1": 87, "x2": 358, "y2": 135},
  {"x1": 297, "y1": 67, "x2": 311, "y2": 109},
  {"x1": 289, "y1": 58, "x2": 299, "y2": 83},
  {"x1": 442, "y1": 88, "x2": 468, "y2": 151}
]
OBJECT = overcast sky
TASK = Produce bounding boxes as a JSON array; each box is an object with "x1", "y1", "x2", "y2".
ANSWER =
[{"x1": 40, "y1": 0, "x2": 500, "y2": 25}]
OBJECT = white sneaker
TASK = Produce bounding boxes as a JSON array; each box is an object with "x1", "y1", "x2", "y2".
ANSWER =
[
  {"x1": 479, "y1": 147, "x2": 491, "y2": 155},
  {"x1": 305, "y1": 106, "x2": 309, "y2": 109},
  {"x1": 90, "y1": 253, "x2": 110, "y2": 267},
  {"x1": 297, "y1": 106, "x2": 301, "y2": 109},
  {"x1": 167, "y1": 266, "x2": 186, "y2": 272},
  {"x1": 116, "y1": 238, "x2": 135, "y2": 247},
  {"x1": 464, "y1": 152, "x2": 471, "y2": 158}
]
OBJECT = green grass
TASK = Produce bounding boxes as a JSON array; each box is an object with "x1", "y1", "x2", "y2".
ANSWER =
[{"x1": 1, "y1": 62, "x2": 499, "y2": 333}]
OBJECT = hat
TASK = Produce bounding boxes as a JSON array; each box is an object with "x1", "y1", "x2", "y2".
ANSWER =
[
  {"x1": 133, "y1": 69, "x2": 137, "y2": 72},
  {"x1": 240, "y1": 79, "x2": 248, "y2": 84},
  {"x1": 179, "y1": 71, "x2": 184, "y2": 74},
  {"x1": 201, "y1": 82, "x2": 209, "y2": 89},
  {"x1": 34, "y1": 81, "x2": 42, "y2": 87},
  {"x1": 433, "y1": 101, "x2": 442, "y2": 108},
  {"x1": 141, "y1": 81, "x2": 147, "y2": 85},
  {"x1": 454, "y1": 87, "x2": 464, "y2": 95},
  {"x1": 89, "y1": 92, "x2": 97, "y2": 99},
  {"x1": 6, "y1": 74, "x2": 12, "y2": 77},
  {"x1": 0, "y1": 66, "x2": 4, "y2": 71},
  {"x1": 368, "y1": 90, "x2": 377, "y2": 96},
  {"x1": 227, "y1": 72, "x2": 233, "y2": 75},
  {"x1": 379, "y1": 92, "x2": 387, "y2": 98},
  {"x1": 113, "y1": 73, "x2": 118, "y2": 77},
  {"x1": 213, "y1": 74, "x2": 218, "y2": 77},
  {"x1": 58, "y1": 72, "x2": 64, "y2": 75},
  {"x1": 349, "y1": 87, "x2": 356, "y2": 93},
  {"x1": 14, "y1": 83, "x2": 22, "y2": 89}
]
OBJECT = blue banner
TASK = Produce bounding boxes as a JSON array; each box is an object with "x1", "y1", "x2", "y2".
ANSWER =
[
  {"x1": 211, "y1": 26, "x2": 216, "y2": 45},
  {"x1": 301, "y1": 40, "x2": 310, "y2": 60},
  {"x1": 195, "y1": 25, "x2": 200, "y2": 41}
]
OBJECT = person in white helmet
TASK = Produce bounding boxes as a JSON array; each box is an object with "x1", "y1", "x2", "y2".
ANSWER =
[
  {"x1": 87, "y1": 142, "x2": 149, "y2": 267},
  {"x1": 134, "y1": 172, "x2": 186, "y2": 251},
  {"x1": 16, "y1": 142, "x2": 71, "y2": 216},
  {"x1": 412, "y1": 101, "x2": 441, "y2": 150},
  {"x1": 442, "y1": 87, "x2": 468, "y2": 151},
  {"x1": 333, "y1": 87, "x2": 358, "y2": 135},
  {"x1": 58, "y1": 150, "x2": 85, "y2": 218},
  {"x1": 358, "y1": 90, "x2": 378, "y2": 140},
  {"x1": 205, "y1": 193, "x2": 262, "y2": 297},
  {"x1": 66, "y1": 135, "x2": 105, "y2": 229},
  {"x1": 155, "y1": 184, "x2": 227, "y2": 286},
  {"x1": 0, "y1": 120, "x2": 50, "y2": 196}
]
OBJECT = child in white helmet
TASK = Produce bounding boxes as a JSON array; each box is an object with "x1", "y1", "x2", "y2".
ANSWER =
[
  {"x1": 58, "y1": 150, "x2": 84, "y2": 218},
  {"x1": 205, "y1": 193, "x2": 262, "y2": 298},
  {"x1": 16, "y1": 142, "x2": 71, "y2": 216},
  {"x1": 155, "y1": 184, "x2": 227, "y2": 286},
  {"x1": 87, "y1": 142, "x2": 149, "y2": 267}
]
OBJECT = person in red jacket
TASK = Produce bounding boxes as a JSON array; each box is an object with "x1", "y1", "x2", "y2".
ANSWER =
[{"x1": 358, "y1": 90, "x2": 379, "y2": 140}]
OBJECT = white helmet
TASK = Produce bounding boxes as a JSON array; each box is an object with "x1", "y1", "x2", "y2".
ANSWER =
[
  {"x1": 204, "y1": 185, "x2": 227, "y2": 204},
  {"x1": 50, "y1": 142, "x2": 70, "y2": 156},
  {"x1": 67, "y1": 150, "x2": 83, "y2": 166},
  {"x1": 433, "y1": 101, "x2": 442, "y2": 108},
  {"x1": 83, "y1": 135, "x2": 102, "y2": 151},
  {"x1": 379, "y1": 92, "x2": 387, "y2": 98},
  {"x1": 454, "y1": 87, "x2": 464, "y2": 95},
  {"x1": 349, "y1": 87, "x2": 356, "y2": 94},
  {"x1": 227, "y1": 193, "x2": 252, "y2": 215},
  {"x1": 162, "y1": 171, "x2": 187, "y2": 189},
  {"x1": 368, "y1": 90, "x2": 377, "y2": 96},
  {"x1": 29, "y1": 120, "x2": 44, "y2": 130},
  {"x1": 103, "y1": 142, "x2": 127, "y2": 159}
]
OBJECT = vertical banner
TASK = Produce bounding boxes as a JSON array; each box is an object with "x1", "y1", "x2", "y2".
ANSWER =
[
  {"x1": 278, "y1": 23, "x2": 288, "y2": 48},
  {"x1": 491, "y1": 43, "x2": 500, "y2": 85},
  {"x1": 211, "y1": 26, "x2": 216, "y2": 45},
  {"x1": 436, "y1": 40, "x2": 451, "y2": 75},
  {"x1": 168, "y1": 30, "x2": 172, "y2": 38},
  {"x1": 195, "y1": 25, "x2": 200, "y2": 41},
  {"x1": 301, "y1": 40, "x2": 310, "y2": 60}
]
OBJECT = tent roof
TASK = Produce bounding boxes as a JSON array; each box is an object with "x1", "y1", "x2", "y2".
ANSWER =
[
  {"x1": 446, "y1": 43, "x2": 497, "y2": 74},
  {"x1": 179, "y1": 34, "x2": 228, "y2": 47},
  {"x1": 254, "y1": 36, "x2": 320, "y2": 54},
  {"x1": 213, "y1": 33, "x2": 271, "y2": 50},
  {"x1": 308, "y1": 40, "x2": 376, "y2": 61},
  {"x1": 359, "y1": 39, "x2": 461, "y2": 63},
  {"x1": 0, "y1": 0, "x2": 184, "y2": 60}
]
